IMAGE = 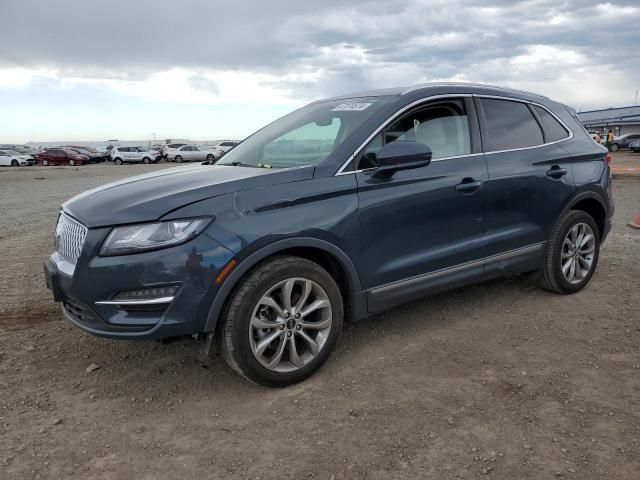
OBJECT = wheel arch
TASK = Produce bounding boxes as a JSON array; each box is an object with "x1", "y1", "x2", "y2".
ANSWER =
[
  {"x1": 203, "y1": 238, "x2": 363, "y2": 332},
  {"x1": 555, "y1": 191, "x2": 608, "y2": 240}
]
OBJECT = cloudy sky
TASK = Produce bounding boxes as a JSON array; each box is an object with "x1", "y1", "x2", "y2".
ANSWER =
[{"x1": 1, "y1": 0, "x2": 639, "y2": 143}]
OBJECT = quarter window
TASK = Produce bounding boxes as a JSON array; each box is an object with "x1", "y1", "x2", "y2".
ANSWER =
[
  {"x1": 532, "y1": 105, "x2": 569, "y2": 143},
  {"x1": 481, "y1": 98, "x2": 543, "y2": 151},
  {"x1": 358, "y1": 99, "x2": 471, "y2": 169}
]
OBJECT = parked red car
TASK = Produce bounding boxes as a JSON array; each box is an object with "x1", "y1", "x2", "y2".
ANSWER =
[{"x1": 36, "y1": 148, "x2": 90, "y2": 166}]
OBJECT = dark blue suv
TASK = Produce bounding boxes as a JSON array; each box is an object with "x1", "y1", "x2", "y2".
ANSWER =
[{"x1": 44, "y1": 83, "x2": 613, "y2": 386}]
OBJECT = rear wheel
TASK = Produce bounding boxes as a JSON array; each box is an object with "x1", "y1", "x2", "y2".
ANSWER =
[
  {"x1": 175, "y1": 155, "x2": 183, "y2": 163},
  {"x1": 537, "y1": 210, "x2": 600, "y2": 294},
  {"x1": 206, "y1": 154, "x2": 214, "y2": 162},
  {"x1": 218, "y1": 256, "x2": 343, "y2": 387},
  {"x1": 114, "y1": 158, "x2": 123, "y2": 165},
  {"x1": 143, "y1": 157, "x2": 151, "y2": 164}
]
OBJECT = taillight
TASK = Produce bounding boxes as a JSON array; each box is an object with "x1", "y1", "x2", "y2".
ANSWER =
[{"x1": 605, "y1": 152, "x2": 612, "y2": 165}]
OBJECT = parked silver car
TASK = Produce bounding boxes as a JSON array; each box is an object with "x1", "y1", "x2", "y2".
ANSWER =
[{"x1": 170, "y1": 145, "x2": 218, "y2": 163}]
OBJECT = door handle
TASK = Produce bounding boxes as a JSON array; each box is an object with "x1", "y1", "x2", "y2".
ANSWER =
[
  {"x1": 455, "y1": 178, "x2": 483, "y2": 194},
  {"x1": 546, "y1": 166, "x2": 568, "y2": 178}
]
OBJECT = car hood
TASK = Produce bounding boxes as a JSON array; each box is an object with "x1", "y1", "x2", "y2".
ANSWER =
[{"x1": 62, "y1": 164, "x2": 314, "y2": 228}]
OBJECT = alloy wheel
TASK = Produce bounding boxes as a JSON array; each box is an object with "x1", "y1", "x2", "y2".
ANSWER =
[
  {"x1": 249, "y1": 277, "x2": 333, "y2": 373},
  {"x1": 561, "y1": 222, "x2": 595, "y2": 284}
]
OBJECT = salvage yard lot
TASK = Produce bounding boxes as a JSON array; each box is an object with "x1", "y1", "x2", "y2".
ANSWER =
[{"x1": 1, "y1": 160, "x2": 639, "y2": 479}]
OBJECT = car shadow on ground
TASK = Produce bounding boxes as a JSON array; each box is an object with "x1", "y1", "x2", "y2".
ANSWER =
[{"x1": 58, "y1": 273, "x2": 542, "y2": 396}]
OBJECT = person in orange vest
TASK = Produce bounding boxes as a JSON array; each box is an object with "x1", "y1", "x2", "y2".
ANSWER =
[{"x1": 606, "y1": 129, "x2": 614, "y2": 150}]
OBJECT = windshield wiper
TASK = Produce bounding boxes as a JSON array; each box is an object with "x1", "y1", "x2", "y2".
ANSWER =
[{"x1": 228, "y1": 161, "x2": 274, "y2": 169}]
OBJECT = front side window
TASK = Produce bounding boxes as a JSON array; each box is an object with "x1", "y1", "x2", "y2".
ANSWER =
[
  {"x1": 481, "y1": 98, "x2": 543, "y2": 151},
  {"x1": 217, "y1": 96, "x2": 392, "y2": 168},
  {"x1": 532, "y1": 105, "x2": 569, "y2": 143},
  {"x1": 357, "y1": 98, "x2": 471, "y2": 169}
]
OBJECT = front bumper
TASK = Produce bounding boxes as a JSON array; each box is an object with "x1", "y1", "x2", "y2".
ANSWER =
[{"x1": 44, "y1": 228, "x2": 235, "y2": 340}]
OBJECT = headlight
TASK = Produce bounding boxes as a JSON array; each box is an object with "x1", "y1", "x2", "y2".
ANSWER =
[{"x1": 99, "y1": 217, "x2": 213, "y2": 256}]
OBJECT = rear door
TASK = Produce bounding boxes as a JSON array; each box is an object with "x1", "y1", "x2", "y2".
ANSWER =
[
  {"x1": 354, "y1": 96, "x2": 490, "y2": 311},
  {"x1": 477, "y1": 96, "x2": 574, "y2": 270}
]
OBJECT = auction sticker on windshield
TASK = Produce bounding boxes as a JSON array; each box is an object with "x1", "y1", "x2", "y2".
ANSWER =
[{"x1": 332, "y1": 103, "x2": 373, "y2": 112}]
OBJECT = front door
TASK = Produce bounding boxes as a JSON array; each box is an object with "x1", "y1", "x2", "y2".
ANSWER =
[{"x1": 354, "y1": 97, "x2": 489, "y2": 312}]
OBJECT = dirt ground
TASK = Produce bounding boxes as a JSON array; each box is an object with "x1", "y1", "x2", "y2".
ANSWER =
[{"x1": 0, "y1": 160, "x2": 639, "y2": 479}]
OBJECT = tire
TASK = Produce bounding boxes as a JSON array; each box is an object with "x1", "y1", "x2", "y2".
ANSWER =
[
  {"x1": 217, "y1": 255, "x2": 343, "y2": 387},
  {"x1": 42, "y1": 159, "x2": 49, "y2": 166},
  {"x1": 114, "y1": 158, "x2": 123, "y2": 165},
  {"x1": 175, "y1": 155, "x2": 183, "y2": 163},
  {"x1": 610, "y1": 143, "x2": 619, "y2": 152},
  {"x1": 206, "y1": 154, "x2": 214, "y2": 162},
  {"x1": 537, "y1": 210, "x2": 600, "y2": 294},
  {"x1": 68, "y1": 159, "x2": 76, "y2": 166},
  {"x1": 143, "y1": 157, "x2": 151, "y2": 164},
  {"x1": 11, "y1": 160, "x2": 19, "y2": 167}
]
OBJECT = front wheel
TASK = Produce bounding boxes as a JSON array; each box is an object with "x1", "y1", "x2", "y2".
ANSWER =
[
  {"x1": 537, "y1": 210, "x2": 600, "y2": 294},
  {"x1": 206, "y1": 154, "x2": 214, "y2": 162},
  {"x1": 11, "y1": 160, "x2": 19, "y2": 167},
  {"x1": 218, "y1": 256, "x2": 343, "y2": 387},
  {"x1": 68, "y1": 159, "x2": 76, "y2": 166},
  {"x1": 42, "y1": 159, "x2": 49, "y2": 166}
]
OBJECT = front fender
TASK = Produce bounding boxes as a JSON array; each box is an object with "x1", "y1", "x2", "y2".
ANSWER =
[{"x1": 202, "y1": 237, "x2": 364, "y2": 332}]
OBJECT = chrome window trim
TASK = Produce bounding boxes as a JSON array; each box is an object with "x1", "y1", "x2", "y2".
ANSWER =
[
  {"x1": 474, "y1": 94, "x2": 573, "y2": 154},
  {"x1": 334, "y1": 94, "x2": 472, "y2": 175},
  {"x1": 334, "y1": 93, "x2": 573, "y2": 176}
]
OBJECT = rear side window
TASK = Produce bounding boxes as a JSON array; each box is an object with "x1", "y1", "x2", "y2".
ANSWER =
[
  {"x1": 533, "y1": 105, "x2": 569, "y2": 142},
  {"x1": 481, "y1": 98, "x2": 543, "y2": 151}
]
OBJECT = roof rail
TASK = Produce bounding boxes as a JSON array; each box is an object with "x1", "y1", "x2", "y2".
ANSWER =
[{"x1": 401, "y1": 82, "x2": 549, "y2": 99}]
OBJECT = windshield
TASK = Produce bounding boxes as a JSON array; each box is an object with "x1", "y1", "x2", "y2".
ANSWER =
[{"x1": 217, "y1": 96, "x2": 392, "y2": 168}]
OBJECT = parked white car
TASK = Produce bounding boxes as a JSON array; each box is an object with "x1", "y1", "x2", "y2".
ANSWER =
[
  {"x1": 160, "y1": 143, "x2": 187, "y2": 159},
  {"x1": 213, "y1": 141, "x2": 239, "y2": 157},
  {"x1": 169, "y1": 144, "x2": 218, "y2": 163},
  {"x1": 110, "y1": 146, "x2": 161, "y2": 165},
  {"x1": 0, "y1": 149, "x2": 35, "y2": 166}
]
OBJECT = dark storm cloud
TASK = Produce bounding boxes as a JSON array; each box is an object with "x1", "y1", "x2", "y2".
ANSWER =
[{"x1": 1, "y1": 0, "x2": 638, "y2": 102}]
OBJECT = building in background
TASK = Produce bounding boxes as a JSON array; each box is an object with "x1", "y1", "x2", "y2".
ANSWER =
[{"x1": 577, "y1": 106, "x2": 640, "y2": 136}]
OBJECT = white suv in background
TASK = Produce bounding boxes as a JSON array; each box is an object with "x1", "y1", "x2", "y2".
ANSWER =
[
  {"x1": 110, "y1": 146, "x2": 161, "y2": 165},
  {"x1": 213, "y1": 141, "x2": 238, "y2": 157}
]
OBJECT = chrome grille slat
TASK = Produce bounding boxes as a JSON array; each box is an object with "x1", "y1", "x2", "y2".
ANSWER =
[{"x1": 55, "y1": 213, "x2": 88, "y2": 264}]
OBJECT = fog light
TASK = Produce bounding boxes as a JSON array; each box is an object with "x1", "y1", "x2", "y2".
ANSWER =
[{"x1": 112, "y1": 286, "x2": 179, "y2": 301}]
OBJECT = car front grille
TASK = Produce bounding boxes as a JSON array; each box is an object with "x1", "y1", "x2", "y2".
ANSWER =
[{"x1": 55, "y1": 213, "x2": 88, "y2": 264}]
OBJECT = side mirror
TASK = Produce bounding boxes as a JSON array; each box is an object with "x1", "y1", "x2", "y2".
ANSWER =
[{"x1": 373, "y1": 141, "x2": 432, "y2": 176}]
